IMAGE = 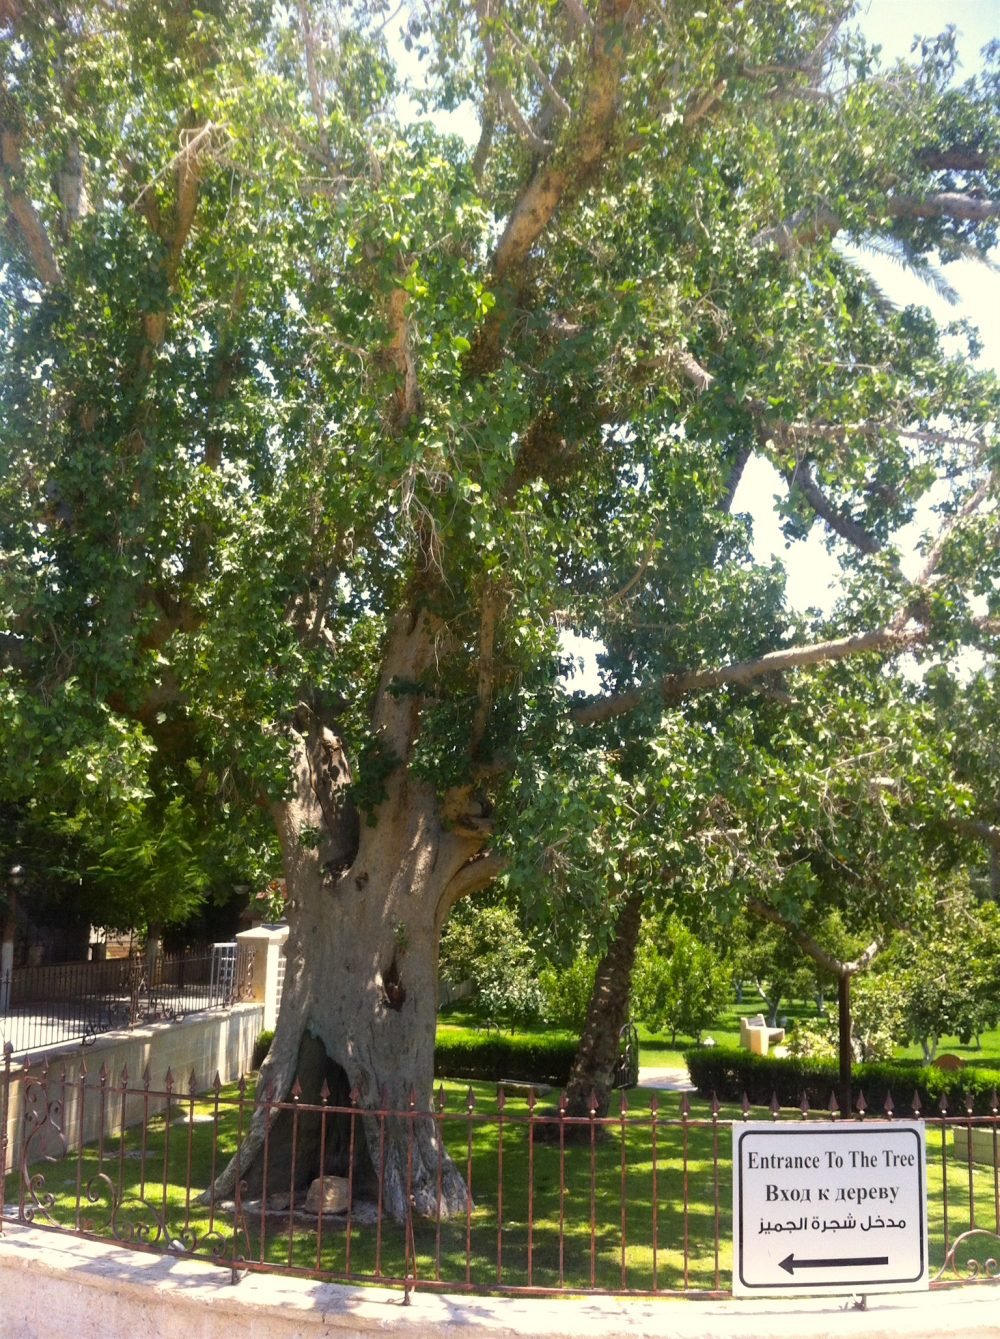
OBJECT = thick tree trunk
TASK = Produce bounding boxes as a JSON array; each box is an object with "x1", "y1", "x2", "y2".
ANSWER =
[
  {"x1": 208, "y1": 786, "x2": 477, "y2": 1218},
  {"x1": 207, "y1": 611, "x2": 492, "y2": 1220},
  {"x1": 562, "y1": 885, "x2": 645, "y2": 1119}
]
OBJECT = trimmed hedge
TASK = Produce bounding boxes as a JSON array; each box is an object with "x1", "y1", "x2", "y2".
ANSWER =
[
  {"x1": 250, "y1": 1027, "x2": 577, "y2": 1087},
  {"x1": 434, "y1": 1030, "x2": 578, "y2": 1086},
  {"x1": 683, "y1": 1044, "x2": 1000, "y2": 1115}
]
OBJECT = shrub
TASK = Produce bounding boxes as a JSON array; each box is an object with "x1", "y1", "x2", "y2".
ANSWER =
[
  {"x1": 539, "y1": 954, "x2": 598, "y2": 1031},
  {"x1": 251, "y1": 1029, "x2": 274, "y2": 1070},
  {"x1": 786, "y1": 1017, "x2": 837, "y2": 1061},
  {"x1": 684, "y1": 1043, "x2": 1000, "y2": 1115},
  {"x1": 439, "y1": 902, "x2": 544, "y2": 1027},
  {"x1": 851, "y1": 972, "x2": 907, "y2": 1063},
  {"x1": 786, "y1": 975, "x2": 905, "y2": 1064}
]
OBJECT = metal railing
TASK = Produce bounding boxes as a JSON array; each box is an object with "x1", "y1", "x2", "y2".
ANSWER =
[
  {"x1": 0, "y1": 945, "x2": 255, "y2": 1055},
  {"x1": 2, "y1": 1054, "x2": 999, "y2": 1299}
]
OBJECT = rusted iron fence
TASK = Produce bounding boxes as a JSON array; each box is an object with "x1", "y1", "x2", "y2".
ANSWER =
[
  {"x1": 0, "y1": 945, "x2": 254, "y2": 1055},
  {"x1": 2, "y1": 1052, "x2": 1000, "y2": 1298}
]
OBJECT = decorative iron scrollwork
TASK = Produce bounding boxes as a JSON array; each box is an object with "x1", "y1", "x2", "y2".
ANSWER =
[
  {"x1": 19, "y1": 1078, "x2": 68, "y2": 1226},
  {"x1": 934, "y1": 1228, "x2": 1000, "y2": 1282}
]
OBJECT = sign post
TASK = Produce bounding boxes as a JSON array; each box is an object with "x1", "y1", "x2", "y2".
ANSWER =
[{"x1": 733, "y1": 1121, "x2": 928, "y2": 1296}]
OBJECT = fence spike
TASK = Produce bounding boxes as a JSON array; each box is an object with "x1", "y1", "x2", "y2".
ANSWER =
[
  {"x1": 965, "y1": 1091, "x2": 975, "y2": 1117},
  {"x1": 189, "y1": 1069, "x2": 198, "y2": 1096},
  {"x1": 164, "y1": 1067, "x2": 174, "y2": 1092},
  {"x1": 143, "y1": 1064, "x2": 152, "y2": 1090},
  {"x1": 680, "y1": 1091, "x2": 691, "y2": 1120},
  {"x1": 991, "y1": 1089, "x2": 999, "y2": 1116},
  {"x1": 938, "y1": 1091, "x2": 949, "y2": 1116},
  {"x1": 558, "y1": 1090, "x2": 568, "y2": 1116},
  {"x1": 237, "y1": 1074, "x2": 247, "y2": 1098},
  {"x1": 2, "y1": 1041, "x2": 11, "y2": 1059},
  {"x1": 710, "y1": 1092, "x2": 721, "y2": 1118},
  {"x1": 883, "y1": 1091, "x2": 895, "y2": 1118},
  {"x1": 619, "y1": 1088, "x2": 629, "y2": 1116},
  {"x1": 799, "y1": 1091, "x2": 810, "y2": 1118},
  {"x1": 213, "y1": 1071, "x2": 222, "y2": 1093},
  {"x1": 528, "y1": 1087, "x2": 538, "y2": 1113},
  {"x1": 588, "y1": 1089, "x2": 599, "y2": 1117},
  {"x1": 120, "y1": 1064, "x2": 129, "y2": 1086},
  {"x1": 497, "y1": 1086, "x2": 507, "y2": 1112},
  {"x1": 99, "y1": 1060, "x2": 109, "y2": 1084},
  {"x1": 408, "y1": 1086, "x2": 417, "y2": 1111},
  {"x1": 436, "y1": 1084, "x2": 446, "y2": 1113},
  {"x1": 320, "y1": 1079, "x2": 331, "y2": 1104},
  {"x1": 911, "y1": 1089, "x2": 922, "y2": 1117},
  {"x1": 828, "y1": 1091, "x2": 840, "y2": 1118},
  {"x1": 291, "y1": 1077, "x2": 303, "y2": 1101},
  {"x1": 741, "y1": 1091, "x2": 752, "y2": 1119},
  {"x1": 466, "y1": 1085, "x2": 476, "y2": 1112},
  {"x1": 350, "y1": 1085, "x2": 362, "y2": 1107},
  {"x1": 650, "y1": 1093, "x2": 660, "y2": 1117}
]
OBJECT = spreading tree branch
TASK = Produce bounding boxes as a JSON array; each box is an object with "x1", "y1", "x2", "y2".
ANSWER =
[
  {"x1": 785, "y1": 459, "x2": 883, "y2": 556},
  {"x1": 297, "y1": 0, "x2": 332, "y2": 162},
  {"x1": 950, "y1": 817, "x2": 1000, "y2": 852},
  {"x1": 0, "y1": 122, "x2": 62, "y2": 287},
  {"x1": 573, "y1": 624, "x2": 925, "y2": 725},
  {"x1": 439, "y1": 851, "x2": 507, "y2": 916},
  {"x1": 918, "y1": 148, "x2": 993, "y2": 172},
  {"x1": 748, "y1": 897, "x2": 881, "y2": 978},
  {"x1": 386, "y1": 285, "x2": 421, "y2": 429},
  {"x1": 470, "y1": 584, "x2": 499, "y2": 757},
  {"x1": 476, "y1": 1, "x2": 554, "y2": 156},
  {"x1": 753, "y1": 193, "x2": 1000, "y2": 258},
  {"x1": 890, "y1": 474, "x2": 994, "y2": 629},
  {"x1": 490, "y1": 0, "x2": 633, "y2": 286},
  {"x1": 889, "y1": 193, "x2": 1000, "y2": 225}
]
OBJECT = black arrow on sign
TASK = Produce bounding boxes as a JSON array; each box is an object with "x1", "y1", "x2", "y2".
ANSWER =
[{"x1": 779, "y1": 1253, "x2": 889, "y2": 1275}]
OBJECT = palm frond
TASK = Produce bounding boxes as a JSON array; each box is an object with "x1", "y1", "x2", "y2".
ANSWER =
[{"x1": 848, "y1": 233, "x2": 961, "y2": 306}]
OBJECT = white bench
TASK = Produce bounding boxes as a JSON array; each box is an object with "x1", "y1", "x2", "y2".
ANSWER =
[{"x1": 739, "y1": 1013, "x2": 785, "y2": 1056}]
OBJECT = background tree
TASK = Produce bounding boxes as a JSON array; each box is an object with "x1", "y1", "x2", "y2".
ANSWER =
[
  {"x1": 885, "y1": 884, "x2": 1000, "y2": 1061},
  {"x1": 3, "y1": 1, "x2": 1000, "y2": 1215},
  {"x1": 438, "y1": 899, "x2": 544, "y2": 1028},
  {"x1": 633, "y1": 914, "x2": 729, "y2": 1046}
]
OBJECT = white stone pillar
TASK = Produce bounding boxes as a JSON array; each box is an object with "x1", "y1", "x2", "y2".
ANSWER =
[{"x1": 236, "y1": 924, "x2": 289, "y2": 1032}]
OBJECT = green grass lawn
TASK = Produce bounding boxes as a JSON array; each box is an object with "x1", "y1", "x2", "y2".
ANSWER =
[{"x1": 7, "y1": 1070, "x2": 999, "y2": 1295}]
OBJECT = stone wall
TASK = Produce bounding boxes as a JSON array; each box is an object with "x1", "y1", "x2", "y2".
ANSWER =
[{"x1": 2, "y1": 1002, "x2": 263, "y2": 1171}]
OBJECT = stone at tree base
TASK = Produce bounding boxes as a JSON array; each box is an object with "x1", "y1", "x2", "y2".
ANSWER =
[{"x1": 304, "y1": 1175, "x2": 350, "y2": 1214}]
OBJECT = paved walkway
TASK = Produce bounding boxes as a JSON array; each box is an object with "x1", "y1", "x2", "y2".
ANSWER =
[{"x1": 637, "y1": 1065, "x2": 696, "y2": 1091}]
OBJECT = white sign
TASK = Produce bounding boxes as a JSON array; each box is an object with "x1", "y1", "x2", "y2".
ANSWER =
[{"x1": 733, "y1": 1121, "x2": 928, "y2": 1296}]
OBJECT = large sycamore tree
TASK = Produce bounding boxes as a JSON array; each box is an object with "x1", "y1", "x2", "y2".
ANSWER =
[{"x1": 2, "y1": 0, "x2": 1000, "y2": 1214}]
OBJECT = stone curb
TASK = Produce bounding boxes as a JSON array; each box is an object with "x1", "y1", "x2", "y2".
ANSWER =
[{"x1": 1, "y1": 1222, "x2": 999, "y2": 1339}]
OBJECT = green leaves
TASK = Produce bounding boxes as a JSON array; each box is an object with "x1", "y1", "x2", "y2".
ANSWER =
[{"x1": 2, "y1": 1, "x2": 999, "y2": 951}]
